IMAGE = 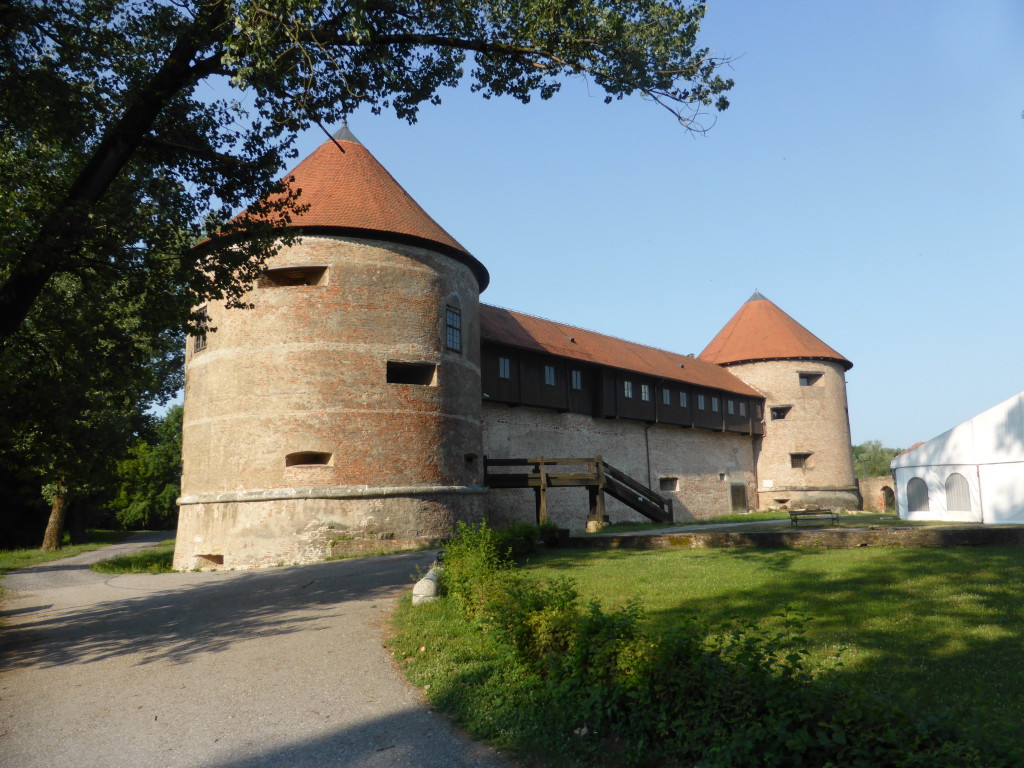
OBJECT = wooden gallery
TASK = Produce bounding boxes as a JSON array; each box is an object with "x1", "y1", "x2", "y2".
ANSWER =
[{"x1": 175, "y1": 128, "x2": 858, "y2": 570}]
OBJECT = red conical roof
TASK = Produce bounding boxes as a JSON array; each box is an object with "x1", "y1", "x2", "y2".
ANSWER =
[
  {"x1": 264, "y1": 126, "x2": 488, "y2": 289},
  {"x1": 699, "y1": 291, "x2": 852, "y2": 370}
]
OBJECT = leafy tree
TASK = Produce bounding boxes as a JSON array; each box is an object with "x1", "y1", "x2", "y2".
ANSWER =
[
  {"x1": 852, "y1": 441, "x2": 901, "y2": 478},
  {"x1": 109, "y1": 406, "x2": 183, "y2": 530},
  {"x1": 0, "y1": 266, "x2": 182, "y2": 549},
  {"x1": 0, "y1": 0, "x2": 734, "y2": 343}
]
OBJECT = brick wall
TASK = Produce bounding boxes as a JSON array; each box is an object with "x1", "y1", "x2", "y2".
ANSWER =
[
  {"x1": 857, "y1": 475, "x2": 896, "y2": 513},
  {"x1": 176, "y1": 235, "x2": 485, "y2": 569}
]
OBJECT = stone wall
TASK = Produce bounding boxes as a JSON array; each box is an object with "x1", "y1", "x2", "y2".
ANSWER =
[{"x1": 481, "y1": 403, "x2": 757, "y2": 530}]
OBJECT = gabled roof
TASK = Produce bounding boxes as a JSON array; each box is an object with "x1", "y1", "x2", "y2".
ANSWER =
[
  {"x1": 699, "y1": 291, "x2": 852, "y2": 370},
  {"x1": 480, "y1": 305, "x2": 763, "y2": 398},
  {"x1": 261, "y1": 126, "x2": 488, "y2": 289}
]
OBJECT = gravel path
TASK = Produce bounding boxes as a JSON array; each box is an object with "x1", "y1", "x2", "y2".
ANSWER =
[{"x1": 0, "y1": 537, "x2": 510, "y2": 768}]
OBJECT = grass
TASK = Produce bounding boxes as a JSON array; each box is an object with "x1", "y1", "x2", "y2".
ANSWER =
[
  {"x1": 591, "y1": 511, "x2": 963, "y2": 534},
  {"x1": 522, "y1": 546, "x2": 1024, "y2": 749},
  {"x1": 90, "y1": 538, "x2": 176, "y2": 573},
  {"x1": 0, "y1": 529, "x2": 131, "y2": 578}
]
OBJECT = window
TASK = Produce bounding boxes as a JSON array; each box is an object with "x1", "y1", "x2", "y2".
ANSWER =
[
  {"x1": 662, "y1": 389, "x2": 671, "y2": 406},
  {"x1": 754, "y1": 404, "x2": 763, "y2": 419},
  {"x1": 739, "y1": 402, "x2": 747, "y2": 417},
  {"x1": 261, "y1": 266, "x2": 327, "y2": 286},
  {"x1": 624, "y1": 380, "x2": 634, "y2": 398},
  {"x1": 945, "y1": 473, "x2": 971, "y2": 512},
  {"x1": 697, "y1": 394, "x2": 706, "y2": 410},
  {"x1": 387, "y1": 361, "x2": 437, "y2": 385},
  {"x1": 659, "y1": 477, "x2": 679, "y2": 492},
  {"x1": 498, "y1": 357, "x2": 511, "y2": 379},
  {"x1": 571, "y1": 369, "x2": 583, "y2": 390},
  {"x1": 193, "y1": 307, "x2": 208, "y2": 353},
  {"x1": 285, "y1": 452, "x2": 332, "y2": 467},
  {"x1": 679, "y1": 392, "x2": 689, "y2": 408},
  {"x1": 544, "y1": 365, "x2": 556, "y2": 386},
  {"x1": 445, "y1": 307, "x2": 462, "y2": 352},
  {"x1": 799, "y1": 372, "x2": 822, "y2": 387},
  {"x1": 641, "y1": 384, "x2": 651, "y2": 401},
  {"x1": 771, "y1": 406, "x2": 792, "y2": 420},
  {"x1": 907, "y1": 477, "x2": 930, "y2": 512},
  {"x1": 727, "y1": 400, "x2": 735, "y2": 415},
  {"x1": 711, "y1": 396, "x2": 720, "y2": 412},
  {"x1": 790, "y1": 452, "x2": 812, "y2": 469}
]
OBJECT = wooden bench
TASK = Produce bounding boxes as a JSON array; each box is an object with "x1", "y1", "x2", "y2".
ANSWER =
[{"x1": 789, "y1": 507, "x2": 839, "y2": 527}]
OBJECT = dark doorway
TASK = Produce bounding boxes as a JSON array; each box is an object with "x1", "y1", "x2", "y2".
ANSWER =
[
  {"x1": 730, "y1": 483, "x2": 748, "y2": 512},
  {"x1": 882, "y1": 486, "x2": 896, "y2": 514}
]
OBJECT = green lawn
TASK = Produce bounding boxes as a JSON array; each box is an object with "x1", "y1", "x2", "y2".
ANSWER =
[
  {"x1": 0, "y1": 529, "x2": 132, "y2": 578},
  {"x1": 590, "y1": 512, "x2": 963, "y2": 534},
  {"x1": 523, "y1": 546, "x2": 1024, "y2": 747},
  {"x1": 90, "y1": 538, "x2": 176, "y2": 573}
]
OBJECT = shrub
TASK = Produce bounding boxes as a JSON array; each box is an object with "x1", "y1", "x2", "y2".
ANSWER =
[
  {"x1": 494, "y1": 522, "x2": 542, "y2": 560},
  {"x1": 439, "y1": 520, "x2": 511, "y2": 617},
  {"x1": 427, "y1": 523, "x2": 1011, "y2": 767}
]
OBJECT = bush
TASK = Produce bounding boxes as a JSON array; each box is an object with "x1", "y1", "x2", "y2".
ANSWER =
[
  {"x1": 427, "y1": 523, "x2": 1011, "y2": 767},
  {"x1": 494, "y1": 522, "x2": 542, "y2": 560}
]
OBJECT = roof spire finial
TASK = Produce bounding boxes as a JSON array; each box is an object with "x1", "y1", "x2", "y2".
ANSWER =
[
  {"x1": 747, "y1": 289, "x2": 768, "y2": 303},
  {"x1": 331, "y1": 119, "x2": 361, "y2": 145}
]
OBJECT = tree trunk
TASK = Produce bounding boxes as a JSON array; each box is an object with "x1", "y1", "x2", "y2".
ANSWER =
[{"x1": 41, "y1": 486, "x2": 68, "y2": 551}]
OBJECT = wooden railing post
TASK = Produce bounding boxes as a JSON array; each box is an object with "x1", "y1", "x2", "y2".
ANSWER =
[{"x1": 536, "y1": 456, "x2": 548, "y2": 525}]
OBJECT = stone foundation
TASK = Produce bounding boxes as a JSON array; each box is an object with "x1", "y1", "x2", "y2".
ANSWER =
[{"x1": 173, "y1": 487, "x2": 484, "y2": 570}]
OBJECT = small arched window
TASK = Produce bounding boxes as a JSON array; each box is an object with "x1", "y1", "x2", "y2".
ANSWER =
[
  {"x1": 945, "y1": 473, "x2": 971, "y2": 512},
  {"x1": 907, "y1": 477, "x2": 930, "y2": 512}
]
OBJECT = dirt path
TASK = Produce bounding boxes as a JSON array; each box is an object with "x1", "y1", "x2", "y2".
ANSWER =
[{"x1": 0, "y1": 540, "x2": 509, "y2": 768}]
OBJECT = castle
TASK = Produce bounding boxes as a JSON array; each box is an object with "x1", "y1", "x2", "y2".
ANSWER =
[{"x1": 174, "y1": 127, "x2": 858, "y2": 570}]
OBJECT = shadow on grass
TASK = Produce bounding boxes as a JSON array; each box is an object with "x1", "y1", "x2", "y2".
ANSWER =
[
  {"x1": 0, "y1": 550, "x2": 437, "y2": 670},
  {"x1": 635, "y1": 547, "x2": 1024, "y2": 748}
]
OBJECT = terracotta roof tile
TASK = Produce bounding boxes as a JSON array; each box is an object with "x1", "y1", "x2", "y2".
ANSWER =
[
  {"x1": 480, "y1": 305, "x2": 763, "y2": 398},
  {"x1": 259, "y1": 128, "x2": 488, "y2": 289},
  {"x1": 699, "y1": 292, "x2": 852, "y2": 370}
]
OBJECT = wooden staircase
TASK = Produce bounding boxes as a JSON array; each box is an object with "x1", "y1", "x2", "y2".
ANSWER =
[{"x1": 483, "y1": 456, "x2": 673, "y2": 526}]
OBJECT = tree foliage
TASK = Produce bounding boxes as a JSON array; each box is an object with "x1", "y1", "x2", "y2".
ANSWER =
[
  {"x1": 109, "y1": 406, "x2": 183, "y2": 530},
  {"x1": 0, "y1": 0, "x2": 733, "y2": 342},
  {"x1": 0, "y1": 0, "x2": 732, "y2": 546},
  {"x1": 853, "y1": 440, "x2": 901, "y2": 478}
]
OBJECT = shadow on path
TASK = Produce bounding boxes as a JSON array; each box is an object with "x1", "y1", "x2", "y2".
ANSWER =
[{"x1": 0, "y1": 551, "x2": 434, "y2": 670}]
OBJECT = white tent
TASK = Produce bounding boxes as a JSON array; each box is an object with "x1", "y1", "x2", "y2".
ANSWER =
[{"x1": 891, "y1": 392, "x2": 1024, "y2": 524}]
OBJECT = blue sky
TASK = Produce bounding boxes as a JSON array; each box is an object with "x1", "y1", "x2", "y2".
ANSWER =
[{"x1": 252, "y1": 0, "x2": 1024, "y2": 449}]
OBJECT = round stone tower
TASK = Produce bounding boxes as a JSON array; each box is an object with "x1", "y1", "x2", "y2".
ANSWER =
[
  {"x1": 175, "y1": 126, "x2": 489, "y2": 570},
  {"x1": 700, "y1": 292, "x2": 859, "y2": 510}
]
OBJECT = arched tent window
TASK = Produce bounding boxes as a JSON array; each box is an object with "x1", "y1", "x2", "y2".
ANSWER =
[
  {"x1": 945, "y1": 473, "x2": 971, "y2": 512},
  {"x1": 907, "y1": 477, "x2": 930, "y2": 512}
]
